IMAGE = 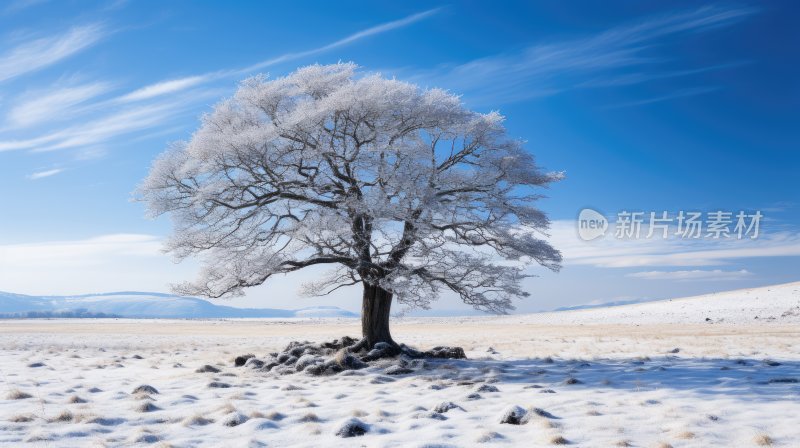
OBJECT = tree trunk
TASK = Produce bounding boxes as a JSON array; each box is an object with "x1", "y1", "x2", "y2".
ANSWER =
[{"x1": 361, "y1": 282, "x2": 396, "y2": 349}]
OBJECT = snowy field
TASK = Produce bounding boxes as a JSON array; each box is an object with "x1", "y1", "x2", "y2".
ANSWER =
[{"x1": 0, "y1": 283, "x2": 798, "y2": 447}]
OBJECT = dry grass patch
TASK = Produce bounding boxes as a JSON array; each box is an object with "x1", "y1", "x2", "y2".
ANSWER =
[
  {"x1": 9, "y1": 413, "x2": 36, "y2": 423},
  {"x1": 48, "y1": 410, "x2": 74, "y2": 423},
  {"x1": 182, "y1": 413, "x2": 214, "y2": 426},
  {"x1": 265, "y1": 411, "x2": 285, "y2": 421},
  {"x1": 373, "y1": 408, "x2": 391, "y2": 417},
  {"x1": 70, "y1": 412, "x2": 95, "y2": 423},
  {"x1": 754, "y1": 434, "x2": 774, "y2": 446},
  {"x1": 134, "y1": 401, "x2": 161, "y2": 413},
  {"x1": 216, "y1": 402, "x2": 237, "y2": 413},
  {"x1": 25, "y1": 431, "x2": 51, "y2": 442},
  {"x1": 6, "y1": 389, "x2": 32, "y2": 400},
  {"x1": 539, "y1": 420, "x2": 562, "y2": 429},
  {"x1": 67, "y1": 395, "x2": 87, "y2": 403},
  {"x1": 298, "y1": 412, "x2": 320, "y2": 422}
]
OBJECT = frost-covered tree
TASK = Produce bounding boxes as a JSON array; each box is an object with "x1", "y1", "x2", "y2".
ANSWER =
[{"x1": 139, "y1": 63, "x2": 562, "y2": 349}]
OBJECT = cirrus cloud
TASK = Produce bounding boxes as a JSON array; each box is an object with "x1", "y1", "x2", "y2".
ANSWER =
[
  {"x1": 0, "y1": 23, "x2": 106, "y2": 83},
  {"x1": 627, "y1": 269, "x2": 753, "y2": 281}
]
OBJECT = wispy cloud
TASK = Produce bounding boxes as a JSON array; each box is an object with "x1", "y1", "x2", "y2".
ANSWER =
[
  {"x1": 0, "y1": 23, "x2": 106, "y2": 83},
  {"x1": 604, "y1": 86, "x2": 721, "y2": 109},
  {"x1": 41, "y1": 103, "x2": 182, "y2": 151},
  {"x1": 116, "y1": 7, "x2": 442, "y2": 104},
  {"x1": 118, "y1": 75, "x2": 210, "y2": 102},
  {"x1": 0, "y1": 233, "x2": 160, "y2": 267},
  {"x1": 627, "y1": 269, "x2": 752, "y2": 281},
  {"x1": 41, "y1": 94, "x2": 217, "y2": 152},
  {"x1": 0, "y1": 90, "x2": 220, "y2": 152},
  {"x1": 0, "y1": 133, "x2": 56, "y2": 152},
  {"x1": 238, "y1": 8, "x2": 442, "y2": 74},
  {"x1": 406, "y1": 5, "x2": 755, "y2": 105},
  {"x1": 576, "y1": 62, "x2": 749, "y2": 89},
  {"x1": 2, "y1": 0, "x2": 50, "y2": 14},
  {"x1": 7, "y1": 81, "x2": 113, "y2": 127},
  {"x1": 118, "y1": 8, "x2": 442, "y2": 101},
  {"x1": 0, "y1": 9, "x2": 441, "y2": 155},
  {"x1": 548, "y1": 220, "x2": 800, "y2": 268},
  {"x1": 26, "y1": 167, "x2": 63, "y2": 180}
]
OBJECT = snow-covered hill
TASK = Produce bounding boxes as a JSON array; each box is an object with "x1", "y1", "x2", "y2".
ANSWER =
[
  {"x1": 0, "y1": 291, "x2": 357, "y2": 319},
  {"x1": 511, "y1": 281, "x2": 800, "y2": 325}
]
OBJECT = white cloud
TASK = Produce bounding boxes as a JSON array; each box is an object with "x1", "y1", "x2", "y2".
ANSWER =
[
  {"x1": 26, "y1": 168, "x2": 63, "y2": 179},
  {"x1": 0, "y1": 24, "x2": 106, "y2": 83},
  {"x1": 40, "y1": 102, "x2": 185, "y2": 151},
  {"x1": 0, "y1": 133, "x2": 59, "y2": 152},
  {"x1": 2, "y1": 0, "x2": 50, "y2": 14},
  {"x1": 113, "y1": 9, "x2": 441, "y2": 106},
  {"x1": 322, "y1": 8, "x2": 441, "y2": 49},
  {"x1": 627, "y1": 269, "x2": 752, "y2": 281},
  {"x1": 0, "y1": 234, "x2": 198, "y2": 295},
  {"x1": 118, "y1": 75, "x2": 209, "y2": 102},
  {"x1": 0, "y1": 9, "x2": 440, "y2": 155},
  {"x1": 7, "y1": 81, "x2": 113, "y2": 127},
  {"x1": 0, "y1": 88, "x2": 223, "y2": 152},
  {"x1": 117, "y1": 8, "x2": 442, "y2": 104},
  {"x1": 403, "y1": 5, "x2": 755, "y2": 105},
  {"x1": 576, "y1": 62, "x2": 747, "y2": 88},
  {"x1": 0, "y1": 234, "x2": 161, "y2": 268},
  {"x1": 239, "y1": 8, "x2": 441, "y2": 74},
  {"x1": 603, "y1": 86, "x2": 721, "y2": 109},
  {"x1": 547, "y1": 219, "x2": 800, "y2": 268}
]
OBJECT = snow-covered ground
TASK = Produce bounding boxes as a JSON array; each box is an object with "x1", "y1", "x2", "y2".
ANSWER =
[
  {"x1": 510, "y1": 281, "x2": 800, "y2": 325},
  {"x1": 1, "y1": 283, "x2": 798, "y2": 447}
]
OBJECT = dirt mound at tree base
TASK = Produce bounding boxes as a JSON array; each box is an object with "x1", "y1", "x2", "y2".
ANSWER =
[{"x1": 232, "y1": 336, "x2": 466, "y2": 376}]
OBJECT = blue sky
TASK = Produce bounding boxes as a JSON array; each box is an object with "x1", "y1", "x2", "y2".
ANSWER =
[{"x1": 0, "y1": 0, "x2": 797, "y2": 313}]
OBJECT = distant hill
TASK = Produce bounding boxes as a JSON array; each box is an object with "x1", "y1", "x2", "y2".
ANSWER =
[{"x1": 0, "y1": 291, "x2": 357, "y2": 319}]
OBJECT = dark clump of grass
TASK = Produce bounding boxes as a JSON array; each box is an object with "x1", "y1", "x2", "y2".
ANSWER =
[
  {"x1": 134, "y1": 401, "x2": 160, "y2": 413},
  {"x1": 298, "y1": 412, "x2": 320, "y2": 422},
  {"x1": 131, "y1": 384, "x2": 159, "y2": 395},
  {"x1": 49, "y1": 410, "x2": 74, "y2": 423},
  {"x1": 10, "y1": 414, "x2": 35, "y2": 423},
  {"x1": 68, "y1": 395, "x2": 87, "y2": 404},
  {"x1": 7, "y1": 389, "x2": 33, "y2": 400},
  {"x1": 266, "y1": 411, "x2": 285, "y2": 421}
]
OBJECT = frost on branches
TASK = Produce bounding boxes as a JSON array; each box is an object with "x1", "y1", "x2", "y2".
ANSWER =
[{"x1": 138, "y1": 63, "x2": 562, "y2": 348}]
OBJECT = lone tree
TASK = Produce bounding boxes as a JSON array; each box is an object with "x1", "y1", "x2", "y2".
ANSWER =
[{"x1": 139, "y1": 63, "x2": 562, "y2": 350}]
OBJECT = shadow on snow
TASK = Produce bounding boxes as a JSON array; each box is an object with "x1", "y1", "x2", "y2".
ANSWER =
[{"x1": 407, "y1": 355, "x2": 800, "y2": 402}]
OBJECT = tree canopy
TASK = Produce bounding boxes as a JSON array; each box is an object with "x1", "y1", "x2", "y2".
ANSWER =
[{"x1": 139, "y1": 63, "x2": 562, "y2": 315}]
